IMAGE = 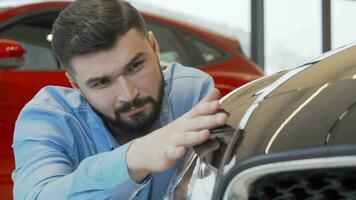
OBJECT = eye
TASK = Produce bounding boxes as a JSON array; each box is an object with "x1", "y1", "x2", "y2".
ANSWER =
[
  {"x1": 128, "y1": 60, "x2": 144, "y2": 72},
  {"x1": 92, "y1": 78, "x2": 111, "y2": 88}
]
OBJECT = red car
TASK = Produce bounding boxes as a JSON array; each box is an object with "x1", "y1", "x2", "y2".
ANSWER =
[{"x1": 0, "y1": 1, "x2": 262, "y2": 199}]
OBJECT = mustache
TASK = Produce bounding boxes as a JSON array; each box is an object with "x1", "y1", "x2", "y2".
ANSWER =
[{"x1": 115, "y1": 96, "x2": 155, "y2": 114}]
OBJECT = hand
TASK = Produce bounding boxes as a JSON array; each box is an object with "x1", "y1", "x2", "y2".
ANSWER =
[{"x1": 127, "y1": 88, "x2": 228, "y2": 182}]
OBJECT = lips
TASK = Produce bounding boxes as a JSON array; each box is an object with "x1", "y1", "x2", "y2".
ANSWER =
[{"x1": 123, "y1": 104, "x2": 147, "y2": 116}]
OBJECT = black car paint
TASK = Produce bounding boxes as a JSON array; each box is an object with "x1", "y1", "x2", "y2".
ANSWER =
[{"x1": 196, "y1": 44, "x2": 356, "y2": 199}]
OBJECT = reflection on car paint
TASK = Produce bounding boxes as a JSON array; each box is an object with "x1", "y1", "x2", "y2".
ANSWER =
[
  {"x1": 239, "y1": 63, "x2": 312, "y2": 130},
  {"x1": 265, "y1": 83, "x2": 329, "y2": 153}
]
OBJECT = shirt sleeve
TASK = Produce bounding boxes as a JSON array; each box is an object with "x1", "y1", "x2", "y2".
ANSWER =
[
  {"x1": 165, "y1": 63, "x2": 215, "y2": 117},
  {"x1": 12, "y1": 105, "x2": 150, "y2": 200},
  {"x1": 199, "y1": 75, "x2": 215, "y2": 101}
]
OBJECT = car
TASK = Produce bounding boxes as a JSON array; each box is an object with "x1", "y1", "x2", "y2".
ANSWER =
[
  {"x1": 0, "y1": 1, "x2": 262, "y2": 199},
  {"x1": 164, "y1": 42, "x2": 356, "y2": 199}
]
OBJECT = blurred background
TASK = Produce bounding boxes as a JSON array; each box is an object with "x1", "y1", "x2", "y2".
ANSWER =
[
  {"x1": 1, "y1": 0, "x2": 355, "y2": 74},
  {"x1": 1, "y1": 1, "x2": 356, "y2": 199}
]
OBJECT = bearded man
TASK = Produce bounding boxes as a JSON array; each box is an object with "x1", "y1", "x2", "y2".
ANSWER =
[{"x1": 12, "y1": 0, "x2": 228, "y2": 199}]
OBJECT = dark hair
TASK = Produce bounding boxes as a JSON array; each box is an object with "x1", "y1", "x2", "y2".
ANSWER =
[{"x1": 52, "y1": 0, "x2": 148, "y2": 74}]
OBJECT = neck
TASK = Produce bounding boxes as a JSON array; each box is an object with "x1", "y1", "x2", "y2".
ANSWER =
[{"x1": 104, "y1": 120, "x2": 142, "y2": 144}]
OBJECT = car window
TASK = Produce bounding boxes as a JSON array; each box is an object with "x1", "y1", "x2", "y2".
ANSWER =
[
  {"x1": 0, "y1": 12, "x2": 227, "y2": 71},
  {"x1": 0, "y1": 12, "x2": 60, "y2": 70},
  {"x1": 192, "y1": 38, "x2": 224, "y2": 63},
  {"x1": 145, "y1": 19, "x2": 228, "y2": 68},
  {"x1": 145, "y1": 20, "x2": 193, "y2": 66},
  {"x1": 180, "y1": 32, "x2": 227, "y2": 66}
]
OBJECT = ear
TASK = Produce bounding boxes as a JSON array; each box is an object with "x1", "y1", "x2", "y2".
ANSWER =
[
  {"x1": 65, "y1": 72, "x2": 81, "y2": 93},
  {"x1": 148, "y1": 31, "x2": 160, "y2": 57}
]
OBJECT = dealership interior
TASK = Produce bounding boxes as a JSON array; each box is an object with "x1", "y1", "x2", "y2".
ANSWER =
[
  {"x1": 131, "y1": 0, "x2": 356, "y2": 74},
  {"x1": 1, "y1": 0, "x2": 356, "y2": 200}
]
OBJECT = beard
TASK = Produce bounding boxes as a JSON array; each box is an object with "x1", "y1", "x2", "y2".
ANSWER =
[
  {"x1": 112, "y1": 78, "x2": 164, "y2": 135},
  {"x1": 87, "y1": 60, "x2": 165, "y2": 138},
  {"x1": 89, "y1": 77, "x2": 164, "y2": 140}
]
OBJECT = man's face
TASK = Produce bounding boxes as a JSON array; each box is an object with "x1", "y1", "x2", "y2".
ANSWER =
[{"x1": 68, "y1": 28, "x2": 164, "y2": 134}]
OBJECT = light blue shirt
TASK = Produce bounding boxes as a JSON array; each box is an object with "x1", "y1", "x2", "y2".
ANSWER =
[{"x1": 12, "y1": 63, "x2": 214, "y2": 200}]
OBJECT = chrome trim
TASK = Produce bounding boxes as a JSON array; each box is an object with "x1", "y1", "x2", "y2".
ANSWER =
[
  {"x1": 307, "y1": 41, "x2": 356, "y2": 64},
  {"x1": 171, "y1": 153, "x2": 198, "y2": 190},
  {"x1": 223, "y1": 155, "x2": 356, "y2": 200},
  {"x1": 239, "y1": 64, "x2": 311, "y2": 129},
  {"x1": 219, "y1": 75, "x2": 272, "y2": 104},
  {"x1": 190, "y1": 159, "x2": 217, "y2": 199},
  {"x1": 164, "y1": 154, "x2": 219, "y2": 200}
]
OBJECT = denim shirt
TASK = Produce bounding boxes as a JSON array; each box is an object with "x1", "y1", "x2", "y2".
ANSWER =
[{"x1": 12, "y1": 63, "x2": 214, "y2": 200}]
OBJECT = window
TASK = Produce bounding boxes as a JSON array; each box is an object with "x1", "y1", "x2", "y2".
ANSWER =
[
  {"x1": 194, "y1": 39, "x2": 222, "y2": 62},
  {"x1": 136, "y1": 0, "x2": 251, "y2": 58},
  {"x1": 0, "y1": 12, "x2": 60, "y2": 70},
  {"x1": 265, "y1": 0, "x2": 322, "y2": 74},
  {"x1": 146, "y1": 21, "x2": 191, "y2": 66},
  {"x1": 146, "y1": 20, "x2": 227, "y2": 68},
  {"x1": 178, "y1": 32, "x2": 227, "y2": 66},
  {"x1": 332, "y1": 0, "x2": 356, "y2": 49}
]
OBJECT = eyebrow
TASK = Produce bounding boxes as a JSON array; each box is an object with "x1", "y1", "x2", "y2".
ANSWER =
[
  {"x1": 85, "y1": 76, "x2": 110, "y2": 87},
  {"x1": 125, "y1": 52, "x2": 145, "y2": 69},
  {"x1": 85, "y1": 52, "x2": 146, "y2": 86}
]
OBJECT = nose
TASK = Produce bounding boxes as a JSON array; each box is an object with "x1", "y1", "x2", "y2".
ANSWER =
[{"x1": 116, "y1": 75, "x2": 139, "y2": 102}]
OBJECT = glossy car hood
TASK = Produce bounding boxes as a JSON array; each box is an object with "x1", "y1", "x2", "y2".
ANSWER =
[{"x1": 213, "y1": 43, "x2": 356, "y2": 162}]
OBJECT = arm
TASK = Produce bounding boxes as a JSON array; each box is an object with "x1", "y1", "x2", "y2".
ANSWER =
[
  {"x1": 13, "y1": 82, "x2": 224, "y2": 199},
  {"x1": 127, "y1": 88, "x2": 228, "y2": 182},
  {"x1": 12, "y1": 107, "x2": 147, "y2": 200}
]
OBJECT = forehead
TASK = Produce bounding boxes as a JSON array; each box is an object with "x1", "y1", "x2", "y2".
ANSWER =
[{"x1": 70, "y1": 29, "x2": 150, "y2": 80}]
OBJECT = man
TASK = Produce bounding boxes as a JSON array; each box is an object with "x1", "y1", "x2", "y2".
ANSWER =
[{"x1": 12, "y1": 0, "x2": 227, "y2": 199}]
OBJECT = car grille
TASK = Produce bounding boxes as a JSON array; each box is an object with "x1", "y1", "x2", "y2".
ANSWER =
[{"x1": 248, "y1": 168, "x2": 356, "y2": 200}]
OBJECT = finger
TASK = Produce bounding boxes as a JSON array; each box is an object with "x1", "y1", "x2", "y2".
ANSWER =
[
  {"x1": 200, "y1": 88, "x2": 221, "y2": 103},
  {"x1": 187, "y1": 112, "x2": 228, "y2": 131},
  {"x1": 185, "y1": 100, "x2": 220, "y2": 119},
  {"x1": 164, "y1": 146, "x2": 186, "y2": 161},
  {"x1": 184, "y1": 89, "x2": 221, "y2": 119},
  {"x1": 175, "y1": 130, "x2": 210, "y2": 147}
]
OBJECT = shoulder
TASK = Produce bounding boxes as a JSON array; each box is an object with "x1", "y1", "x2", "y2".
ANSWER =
[
  {"x1": 14, "y1": 86, "x2": 89, "y2": 142},
  {"x1": 13, "y1": 86, "x2": 86, "y2": 152},
  {"x1": 163, "y1": 63, "x2": 214, "y2": 94},
  {"x1": 24, "y1": 86, "x2": 88, "y2": 113},
  {"x1": 163, "y1": 63, "x2": 214, "y2": 116},
  {"x1": 163, "y1": 62, "x2": 212, "y2": 83}
]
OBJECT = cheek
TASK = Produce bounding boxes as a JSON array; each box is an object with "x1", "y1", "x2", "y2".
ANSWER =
[
  {"x1": 136, "y1": 70, "x2": 161, "y2": 95},
  {"x1": 82, "y1": 89, "x2": 118, "y2": 117}
]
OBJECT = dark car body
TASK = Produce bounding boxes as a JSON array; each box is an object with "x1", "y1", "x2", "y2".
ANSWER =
[
  {"x1": 166, "y1": 43, "x2": 356, "y2": 199},
  {"x1": 0, "y1": 1, "x2": 262, "y2": 199}
]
